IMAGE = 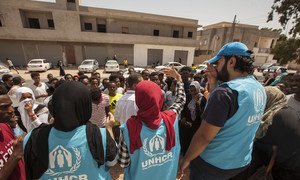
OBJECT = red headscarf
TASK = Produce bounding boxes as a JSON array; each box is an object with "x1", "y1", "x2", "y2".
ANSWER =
[{"x1": 126, "y1": 81, "x2": 177, "y2": 154}]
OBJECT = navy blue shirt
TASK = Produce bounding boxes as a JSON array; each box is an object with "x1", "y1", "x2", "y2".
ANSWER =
[{"x1": 202, "y1": 84, "x2": 239, "y2": 127}]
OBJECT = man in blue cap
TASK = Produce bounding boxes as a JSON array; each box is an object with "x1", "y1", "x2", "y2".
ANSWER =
[{"x1": 181, "y1": 42, "x2": 267, "y2": 179}]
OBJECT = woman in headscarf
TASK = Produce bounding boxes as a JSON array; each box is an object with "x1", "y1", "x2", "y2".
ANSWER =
[
  {"x1": 23, "y1": 81, "x2": 117, "y2": 180},
  {"x1": 118, "y1": 68, "x2": 186, "y2": 180},
  {"x1": 16, "y1": 87, "x2": 49, "y2": 132},
  {"x1": 180, "y1": 81, "x2": 207, "y2": 155},
  {"x1": 232, "y1": 86, "x2": 300, "y2": 179}
]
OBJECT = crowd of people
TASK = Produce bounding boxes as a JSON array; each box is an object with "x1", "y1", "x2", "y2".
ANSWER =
[{"x1": 0, "y1": 42, "x2": 299, "y2": 180}]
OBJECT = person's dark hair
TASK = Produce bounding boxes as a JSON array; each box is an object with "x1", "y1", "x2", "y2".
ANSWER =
[
  {"x1": 12, "y1": 77, "x2": 22, "y2": 85},
  {"x1": 91, "y1": 72, "x2": 100, "y2": 77},
  {"x1": 89, "y1": 76, "x2": 99, "y2": 84},
  {"x1": 55, "y1": 79, "x2": 65, "y2": 89},
  {"x1": 180, "y1": 66, "x2": 192, "y2": 73},
  {"x1": 30, "y1": 72, "x2": 40, "y2": 79},
  {"x1": 118, "y1": 74, "x2": 125, "y2": 84},
  {"x1": 142, "y1": 69, "x2": 149, "y2": 74},
  {"x1": 109, "y1": 73, "x2": 120, "y2": 82},
  {"x1": 90, "y1": 88, "x2": 101, "y2": 102},
  {"x1": 172, "y1": 79, "x2": 177, "y2": 86},
  {"x1": 102, "y1": 78, "x2": 109, "y2": 83},
  {"x1": 224, "y1": 52, "x2": 254, "y2": 74},
  {"x1": 150, "y1": 72, "x2": 159, "y2": 77},
  {"x1": 50, "y1": 78, "x2": 59, "y2": 84},
  {"x1": 165, "y1": 77, "x2": 174, "y2": 90},
  {"x1": 79, "y1": 75, "x2": 89, "y2": 82},
  {"x1": 0, "y1": 85, "x2": 8, "y2": 95},
  {"x1": 64, "y1": 74, "x2": 73, "y2": 79},
  {"x1": 78, "y1": 71, "x2": 84, "y2": 76},
  {"x1": 127, "y1": 73, "x2": 142, "y2": 88},
  {"x1": 224, "y1": 56, "x2": 254, "y2": 74},
  {"x1": 2, "y1": 74, "x2": 13, "y2": 82}
]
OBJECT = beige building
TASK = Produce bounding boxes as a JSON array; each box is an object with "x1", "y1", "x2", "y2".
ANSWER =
[
  {"x1": 196, "y1": 22, "x2": 280, "y2": 66},
  {"x1": 0, "y1": 0, "x2": 199, "y2": 66}
]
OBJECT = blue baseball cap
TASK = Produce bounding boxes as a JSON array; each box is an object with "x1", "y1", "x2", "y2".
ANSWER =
[{"x1": 207, "y1": 42, "x2": 251, "y2": 64}]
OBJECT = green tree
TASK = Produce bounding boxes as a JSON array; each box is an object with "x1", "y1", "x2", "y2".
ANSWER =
[
  {"x1": 271, "y1": 38, "x2": 300, "y2": 64},
  {"x1": 268, "y1": 0, "x2": 300, "y2": 37}
]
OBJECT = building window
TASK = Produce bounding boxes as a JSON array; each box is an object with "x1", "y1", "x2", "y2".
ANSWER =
[
  {"x1": 153, "y1": 29, "x2": 159, "y2": 36},
  {"x1": 47, "y1": 19, "x2": 54, "y2": 28},
  {"x1": 122, "y1": 27, "x2": 129, "y2": 34},
  {"x1": 28, "y1": 18, "x2": 40, "y2": 29},
  {"x1": 84, "y1": 23, "x2": 92, "y2": 30},
  {"x1": 97, "y1": 24, "x2": 106, "y2": 33},
  {"x1": 67, "y1": 0, "x2": 75, "y2": 3},
  {"x1": 173, "y1": 30, "x2": 179, "y2": 38},
  {"x1": 254, "y1": 42, "x2": 258, "y2": 47},
  {"x1": 188, "y1": 32, "x2": 193, "y2": 38}
]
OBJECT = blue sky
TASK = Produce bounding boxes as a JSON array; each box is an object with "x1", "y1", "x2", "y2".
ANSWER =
[{"x1": 37, "y1": 0, "x2": 291, "y2": 35}]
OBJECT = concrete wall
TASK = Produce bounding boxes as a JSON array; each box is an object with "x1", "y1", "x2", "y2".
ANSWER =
[
  {"x1": 198, "y1": 26, "x2": 279, "y2": 53},
  {"x1": 0, "y1": 0, "x2": 198, "y2": 66},
  {"x1": 20, "y1": 10, "x2": 54, "y2": 29},
  {"x1": 38, "y1": 44, "x2": 62, "y2": 64},
  {"x1": 0, "y1": 0, "x2": 198, "y2": 48},
  {"x1": 258, "y1": 37, "x2": 273, "y2": 48},
  {"x1": 0, "y1": 40, "x2": 63, "y2": 66},
  {"x1": 134, "y1": 44, "x2": 195, "y2": 66},
  {"x1": 0, "y1": 40, "x2": 24, "y2": 66},
  {"x1": 84, "y1": 44, "x2": 133, "y2": 65}
]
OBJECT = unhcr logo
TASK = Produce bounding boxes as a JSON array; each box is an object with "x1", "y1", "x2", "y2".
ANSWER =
[{"x1": 141, "y1": 134, "x2": 173, "y2": 170}]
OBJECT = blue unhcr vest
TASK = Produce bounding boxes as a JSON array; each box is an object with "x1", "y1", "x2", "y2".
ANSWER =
[
  {"x1": 121, "y1": 116, "x2": 180, "y2": 180},
  {"x1": 23, "y1": 126, "x2": 111, "y2": 180},
  {"x1": 200, "y1": 76, "x2": 266, "y2": 169}
]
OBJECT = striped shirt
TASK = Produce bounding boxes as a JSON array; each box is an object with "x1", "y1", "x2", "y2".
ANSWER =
[{"x1": 90, "y1": 94, "x2": 109, "y2": 128}]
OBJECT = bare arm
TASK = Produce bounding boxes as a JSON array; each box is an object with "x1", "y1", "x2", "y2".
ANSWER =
[{"x1": 0, "y1": 137, "x2": 23, "y2": 180}]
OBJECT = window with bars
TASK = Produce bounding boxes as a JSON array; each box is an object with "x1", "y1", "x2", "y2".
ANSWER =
[
  {"x1": 47, "y1": 19, "x2": 54, "y2": 28},
  {"x1": 84, "y1": 23, "x2": 92, "y2": 30},
  {"x1": 28, "y1": 18, "x2": 40, "y2": 29},
  {"x1": 153, "y1": 29, "x2": 159, "y2": 36},
  {"x1": 173, "y1": 30, "x2": 179, "y2": 38},
  {"x1": 122, "y1": 27, "x2": 129, "y2": 34},
  {"x1": 97, "y1": 24, "x2": 106, "y2": 32}
]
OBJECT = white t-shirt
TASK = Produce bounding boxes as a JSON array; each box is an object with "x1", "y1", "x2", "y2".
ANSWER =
[
  {"x1": 114, "y1": 90, "x2": 138, "y2": 124},
  {"x1": 30, "y1": 82, "x2": 48, "y2": 104}
]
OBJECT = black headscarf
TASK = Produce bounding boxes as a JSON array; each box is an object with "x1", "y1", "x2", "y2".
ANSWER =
[
  {"x1": 52, "y1": 81, "x2": 92, "y2": 131},
  {"x1": 24, "y1": 81, "x2": 105, "y2": 179}
]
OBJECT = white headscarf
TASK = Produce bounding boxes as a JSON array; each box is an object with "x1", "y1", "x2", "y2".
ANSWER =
[
  {"x1": 188, "y1": 81, "x2": 203, "y2": 121},
  {"x1": 16, "y1": 87, "x2": 39, "y2": 132},
  {"x1": 16, "y1": 87, "x2": 36, "y2": 102}
]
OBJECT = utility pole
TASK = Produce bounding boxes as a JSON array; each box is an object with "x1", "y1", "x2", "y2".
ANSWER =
[{"x1": 229, "y1": 15, "x2": 237, "y2": 42}]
